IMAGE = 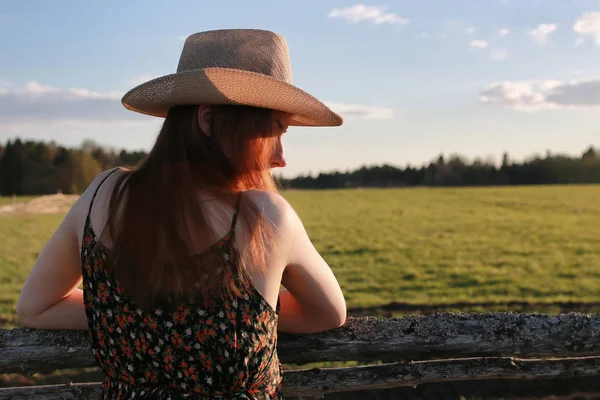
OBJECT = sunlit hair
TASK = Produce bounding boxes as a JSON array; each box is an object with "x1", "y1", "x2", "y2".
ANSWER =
[{"x1": 100, "y1": 105, "x2": 279, "y2": 309}]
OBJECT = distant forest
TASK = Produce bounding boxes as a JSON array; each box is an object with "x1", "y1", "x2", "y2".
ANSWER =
[{"x1": 0, "y1": 138, "x2": 599, "y2": 195}]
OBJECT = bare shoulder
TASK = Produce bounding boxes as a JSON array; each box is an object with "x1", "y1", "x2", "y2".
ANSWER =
[
  {"x1": 77, "y1": 168, "x2": 124, "y2": 207},
  {"x1": 65, "y1": 168, "x2": 127, "y2": 230},
  {"x1": 241, "y1": 189, "x2": 302, "y2": 230}
]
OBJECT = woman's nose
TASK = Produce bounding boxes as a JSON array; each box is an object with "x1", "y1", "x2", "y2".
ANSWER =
[{"x1": 271, "y1": 140, "x2": 287, "y2": 168}]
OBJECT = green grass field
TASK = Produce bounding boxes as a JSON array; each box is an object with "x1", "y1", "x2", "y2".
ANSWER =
[
  {"x1": 285, "y1": 185, "x2": 600, "y2": 312},
  {"x1": 1, "y1": 185, "x2": 599, "y2": 328}
]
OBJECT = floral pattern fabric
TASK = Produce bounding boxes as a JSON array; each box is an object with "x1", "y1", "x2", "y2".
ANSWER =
[{"x1": 81, "y1": 170, "x2": 282, "y2": 399}]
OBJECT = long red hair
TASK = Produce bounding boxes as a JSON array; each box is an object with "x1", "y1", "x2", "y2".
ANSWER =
[{"x1": 100, "y1": 105, "x2": 278, "y2": 309}]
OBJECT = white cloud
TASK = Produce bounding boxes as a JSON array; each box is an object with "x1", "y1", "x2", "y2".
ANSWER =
[
  {"x1": 466, "y1": 27, "x2": 476, "y2": 34},
  {"x1": 15, "y1": 81, "x2": 122, "y2": 99},
  {"x1": 328, "y1": 4, "x2": 409, "y2": 25},
  {"x1": 528, "y1": 23, "x2": 557, "y2": 44},
  {"x1": 420, "y1": 32, "x2": 430, "y2": 39},
  {"x1": 0, "y1": 82, "x2": 394, "y2": 125},
  {"x1": 326, "y1": 102, "x2": 394, "y2": 120},
  {"x1": 470, "y1": 40, "x2": 489, "y2": 48},
  {"x1": 573, "y1": 12, "x2": 600, "y2": 45},
  {"x1": 575, "y1": 37, "x2": 586, "y2": 46},
  {"x1": 0, "y1": 81, "x2": 138, "y2": 124},
  {"x1": 24, "y1": 81, "x2": 61, "y2": 95},
  {"x1": 479, "y1": 77, "x2": 600, "y2": 111},
  {"x1": 499, "y1": 28, "x2": 510, "y2": 36},
  {"x1": 489, "y1": 49, "x2": 509, "y2": 61},
  {"x1": 68, "y1": 88, "x2": 123, "y2": 99}
]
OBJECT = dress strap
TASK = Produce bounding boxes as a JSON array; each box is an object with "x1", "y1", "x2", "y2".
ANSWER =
[
  {"x1": 230, "y1": 192, "x2": 242, "y2": 233},
  {"x1": 87, "y1": 168, "x2": 120, "y2": 217}
]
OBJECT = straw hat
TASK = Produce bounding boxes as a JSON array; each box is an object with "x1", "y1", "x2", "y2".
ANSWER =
[{"x1": 122, "y1": 29, "x2": 343, "y2": 127}]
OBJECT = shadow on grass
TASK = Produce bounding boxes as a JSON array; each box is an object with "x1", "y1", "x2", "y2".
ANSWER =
[{"x1": 348, "y1": 300, "x2": 600, "y2": 317}]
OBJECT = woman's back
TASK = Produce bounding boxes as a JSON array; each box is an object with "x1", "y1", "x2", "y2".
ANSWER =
[{"x1": 82, "y1": 169, "x2": 283, "y2": 398}]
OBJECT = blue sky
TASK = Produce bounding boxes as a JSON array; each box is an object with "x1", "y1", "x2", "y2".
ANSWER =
[{"x1": 1, "y1": 0, "x2": 599, "y2": 177}]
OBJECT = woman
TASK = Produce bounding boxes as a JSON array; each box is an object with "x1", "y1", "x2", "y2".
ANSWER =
[{"x1": 16, "y1": 29, "x2": 346, "y2": 399}]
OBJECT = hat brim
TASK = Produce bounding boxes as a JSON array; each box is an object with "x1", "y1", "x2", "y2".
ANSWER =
[{"x1": 122, "y1": 68, "x2": 343, "y2": 127}]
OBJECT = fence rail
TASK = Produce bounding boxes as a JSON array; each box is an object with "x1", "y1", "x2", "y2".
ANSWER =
[{"x1": 1, "y1": 313, "x2": 599, "y2": 398}]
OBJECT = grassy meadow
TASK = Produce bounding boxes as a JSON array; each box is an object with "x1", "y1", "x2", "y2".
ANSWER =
[
  {"x1": 285, "y1": 185, "x2": 600, "y2": 312},
  {"x1": 1, "y1": 185, "x2": 600, "y2": 328}
]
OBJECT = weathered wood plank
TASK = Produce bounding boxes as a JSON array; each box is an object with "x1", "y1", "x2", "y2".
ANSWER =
[
  {"x1": 0, "y1": 383, "x2": 99, "y2": 400},
  {"x1": 285, "y1": 356, "x2": 600, "y2": 397},
  {"x1": 279, "y1": 312, "x2": 600, "y2": 364},
  {"x1": 1, "y1": 313, "x2": 599, "y2": 374},
  {"x1": 1, "y1": 357, "x2": 599, "y2": 399}
]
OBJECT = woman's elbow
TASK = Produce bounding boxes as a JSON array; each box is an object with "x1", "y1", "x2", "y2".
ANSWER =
[
  {"x1": 324, "y1": 301, "x2": 347, "y2": 330},
  {"x1": 17, "y1": 316, "x2": 36, "y2": 328},
  {"x1": 327, "y1": 315, "x2": 346, "y2": 330},
  {"x1": 16, "y1": 302, "x2": 39, "y2": 328},
  {"x1": 334, "y1": 305, "x2": 347, "y2": 328}
]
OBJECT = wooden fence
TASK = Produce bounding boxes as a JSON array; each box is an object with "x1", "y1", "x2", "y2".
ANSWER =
[{"x1": 1, "y1": 312, "x2": 599, "y2": 399}]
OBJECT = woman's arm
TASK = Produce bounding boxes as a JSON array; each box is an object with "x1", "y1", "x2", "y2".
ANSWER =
[
  {"x1": 14, "y1": 169, "x2": 119, "y2": 330},
  {"x1": 268, "y1": 194, "x2": 347, "y2": 334},
  {"x1": 16, "y1": 202, "x2": 89, "y2": 330}
]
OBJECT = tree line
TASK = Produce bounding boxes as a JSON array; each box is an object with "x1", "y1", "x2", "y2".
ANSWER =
[
  {"x1": 279, "y1": 147, "x2": 600, "y2": 189},
  {"x1": 0, "y1": 138, "x2": 598, "y2": 196},
  {"x1": 0, "y1": 139, "x2": 146, "y2": 195}
]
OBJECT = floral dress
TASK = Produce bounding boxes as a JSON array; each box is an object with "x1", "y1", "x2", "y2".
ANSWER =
[{"x1": 81, "y1": 169, "x2": 282, "y2": 399}]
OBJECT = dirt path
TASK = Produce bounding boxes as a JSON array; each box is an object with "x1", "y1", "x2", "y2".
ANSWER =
[{"x1": 0, "y1": 194, "x2": 79, "y2": 215}]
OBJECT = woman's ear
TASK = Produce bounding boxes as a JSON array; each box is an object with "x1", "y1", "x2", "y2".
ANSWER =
[{"x1": 197, "y1": 105, "x2": 212, "y2": 136}]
